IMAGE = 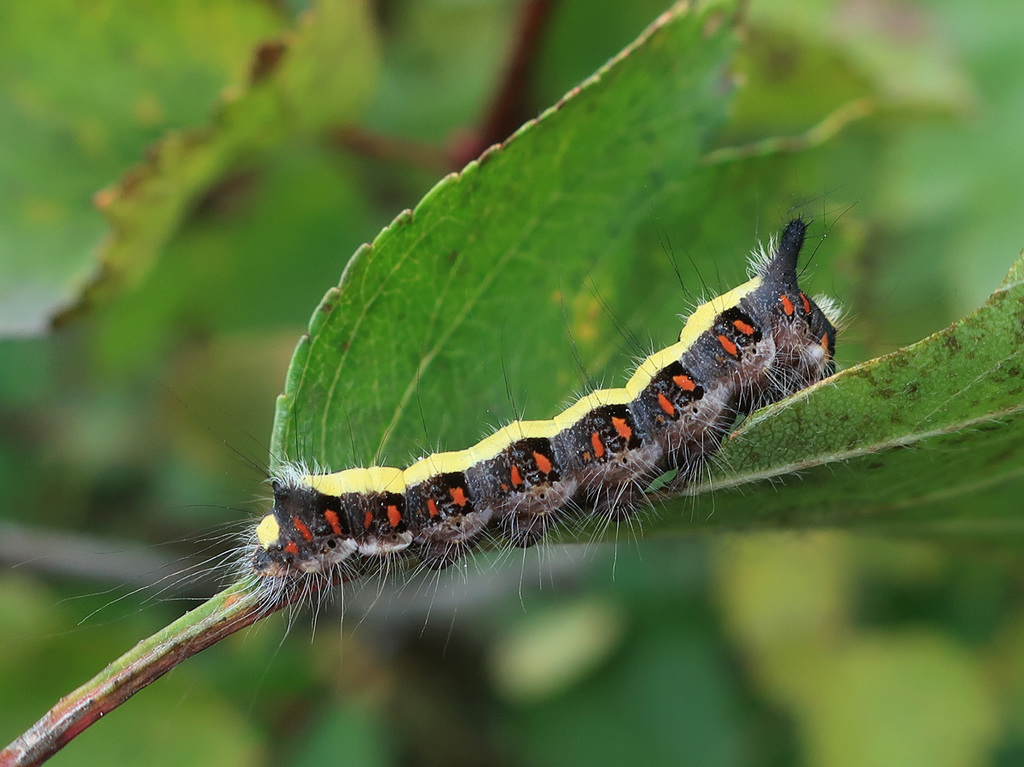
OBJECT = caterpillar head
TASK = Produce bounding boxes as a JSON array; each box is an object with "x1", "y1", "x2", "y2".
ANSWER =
[{"x1": 252, "y1": 480, "x2": 357, "y2": 578}]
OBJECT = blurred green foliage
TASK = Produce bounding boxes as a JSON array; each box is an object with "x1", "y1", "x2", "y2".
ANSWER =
[{"x1": 1, "y1": 0, "x2": 1024, "y2": 766}]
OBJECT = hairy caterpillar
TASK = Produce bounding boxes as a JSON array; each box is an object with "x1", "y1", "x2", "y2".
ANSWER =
[{"x1": 252, "y1": 219, "x2": 839, "y2": 597}]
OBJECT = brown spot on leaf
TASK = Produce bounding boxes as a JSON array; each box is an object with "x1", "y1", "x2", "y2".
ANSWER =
[
  {"x1": 250, "y1": 40, "x2": 288, "y2": 84},
  {"x1": 193, "y1": 170, "x2": 259, "y2": 219}
]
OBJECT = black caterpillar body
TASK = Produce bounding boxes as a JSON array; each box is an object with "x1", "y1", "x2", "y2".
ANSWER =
[{"x1": 253, "y1": 220, "x2": 839, "y2": 585}]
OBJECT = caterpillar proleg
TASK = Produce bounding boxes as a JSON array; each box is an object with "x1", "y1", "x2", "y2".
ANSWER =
[{"x1": 252, "y1": 219, "x2": 840, "y2": 593}]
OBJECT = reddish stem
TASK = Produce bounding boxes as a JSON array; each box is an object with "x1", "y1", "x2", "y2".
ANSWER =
[
  {"x1": 337, "y1": 0, "x2": 560, "y2": 173},
  {"x1": 0, "y1": 580, "x2": 311, "y2": 767},
  {"x1": 449, "y1": 0, "x2": 557, "y2": 167}
]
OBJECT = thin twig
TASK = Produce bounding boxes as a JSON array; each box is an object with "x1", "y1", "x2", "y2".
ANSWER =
[
  {"x1": 701, "y1": 97, "x2": 876, "y2": 165},
  {"x1": 0, "y1": 522, "x2": 214, "y2": 595},
  {"x1": 0, "y1": 579, "x2": 302, "y2": 767},
  {"x1": 332, "y1": 125, "x2": 451, "y2": 173}
]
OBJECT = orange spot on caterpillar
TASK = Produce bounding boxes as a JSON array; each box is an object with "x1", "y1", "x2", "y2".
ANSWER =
[
  {"x1": 800, "y1": 292, "x2": 811, "y2": 315},
  {"x1": 733, "y1": 318, "x2": 755, "y2": 336},
  {"x1": 718, "y1": 334, "x2": 739, "y2": 357},
  {"x1": 820, "y1": 332, "x2": 830, "y2": 351},
  {"x1": 510, "y1": 463, "x2": 523, "y2": 487},
  {"x1": 427, "y1": 497, "x2": 439, "y2": 517},
  {"x1": 292, "y1": 517, "x2": 314, "y2": 542},
  {"x1": 387, "y1": 504, "x2": 402, "y2": 528},
  {"x1": 285, "y1": 542, "x2": 299, "y2": 555},
  {"x1": 534, "y1": 451, "x2": 553, "y2": 475},
  {"x1": 611, "y1": 416, "x2": 632, "y2": 441},
  {"x1": 657, "y1": 392, "x2": 675, "y2": 415},
  {"x1": 363, "y1": 511, "x2": 373, "y2": 530},
  {"x1": 449, "y1": 486, "x2": 468, "y2": 507},
  {"x1": 673, "y1": 373, "x2": 696, "y2": 391},
  {"x1": 590, "y1": 432, "x2": 606, "y2": 459},
  {"x1": 780, "y1": 294, "x2": 794, "y2": 316},
  {"x1": 324, "y1": 509, "x2": 342, "y2": 535}
]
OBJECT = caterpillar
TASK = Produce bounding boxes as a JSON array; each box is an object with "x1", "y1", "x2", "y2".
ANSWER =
[{"x1": 251, "y1": 219, "x2": 839, "y2": 595}]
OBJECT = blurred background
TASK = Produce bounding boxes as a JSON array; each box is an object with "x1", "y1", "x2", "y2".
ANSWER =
[{"x1": 2, "y1": 0, "x2": 1024, "y2": 764}]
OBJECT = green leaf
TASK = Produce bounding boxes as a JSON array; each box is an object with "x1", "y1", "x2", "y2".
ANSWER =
[
  {"x1": 0, "y1": 0, "x2": 281, "y2": 336},
  {"x1": 0, "y1": 0, "x2": 379, "y2": 336},
  {"x1": 272, "y1": 1, "x2": 741, "y2": 467},
  {"x1": 83, "y1": 0, "x2": 379, "y2": 317}
]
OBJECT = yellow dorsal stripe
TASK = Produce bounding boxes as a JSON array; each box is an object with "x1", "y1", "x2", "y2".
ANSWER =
[
  {"x1": 305, "y1": 466, "x2": 406, "y2": 497},
  {"x1": 298, "y1": 276, "x2": 762, "y2": 495}
]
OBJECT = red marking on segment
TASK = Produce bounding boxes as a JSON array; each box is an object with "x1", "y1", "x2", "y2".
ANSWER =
[
  {"x1": 657, "y1": 392, "x2": 675, "y2": 415},
  {"x1": 733, "y1": 318, "x2": 755, "y2": 336},
  {"x1": 363, "y1": 511, "x2": 374, "y2": 530},
  {"x1": 611, "y1": 416, "x2": 632, "y2": 441},
  {"x1": 285, "y1": 542, "x2": 299, "y2": 555},
  {"x1": 510, "y1": 463, "x2": 523, "y2": 487},
  {"x1": 387, "y1": 504, "x2": 402, "y2": 528},
  {"x1": 820, "y1": 333, "x2": 830, "y2": 351},
  {"x1": 449, "y1": 486, "x2": 468, "y2": 507},
  {"x1": 800, "y1": 292, "x2": 812, "y2": 315},
  {"x1": 324, "y1": 509, "x2": 342, "y2": 535},
  {"x1": 292, "y1": 517, "x2": 313, "y2": 542},
  {"x1": 590, "y1": 432, "x2": 606, "y2": 459},
  {"x1": 427, "y1": 498, "x2": 439, "y2": 517},
  {"x1": 780, "y1": 294, "x2": 794, "y2": 316},
  {"x1": 718, "y1": 334, "x2": 739, "y2": 357},
  {"x1": 673, "y1": 373, "x2": 696, "y2": 391},
  {"x1": 534, "y1": 451, "x2": 553, "y2": 475}
]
